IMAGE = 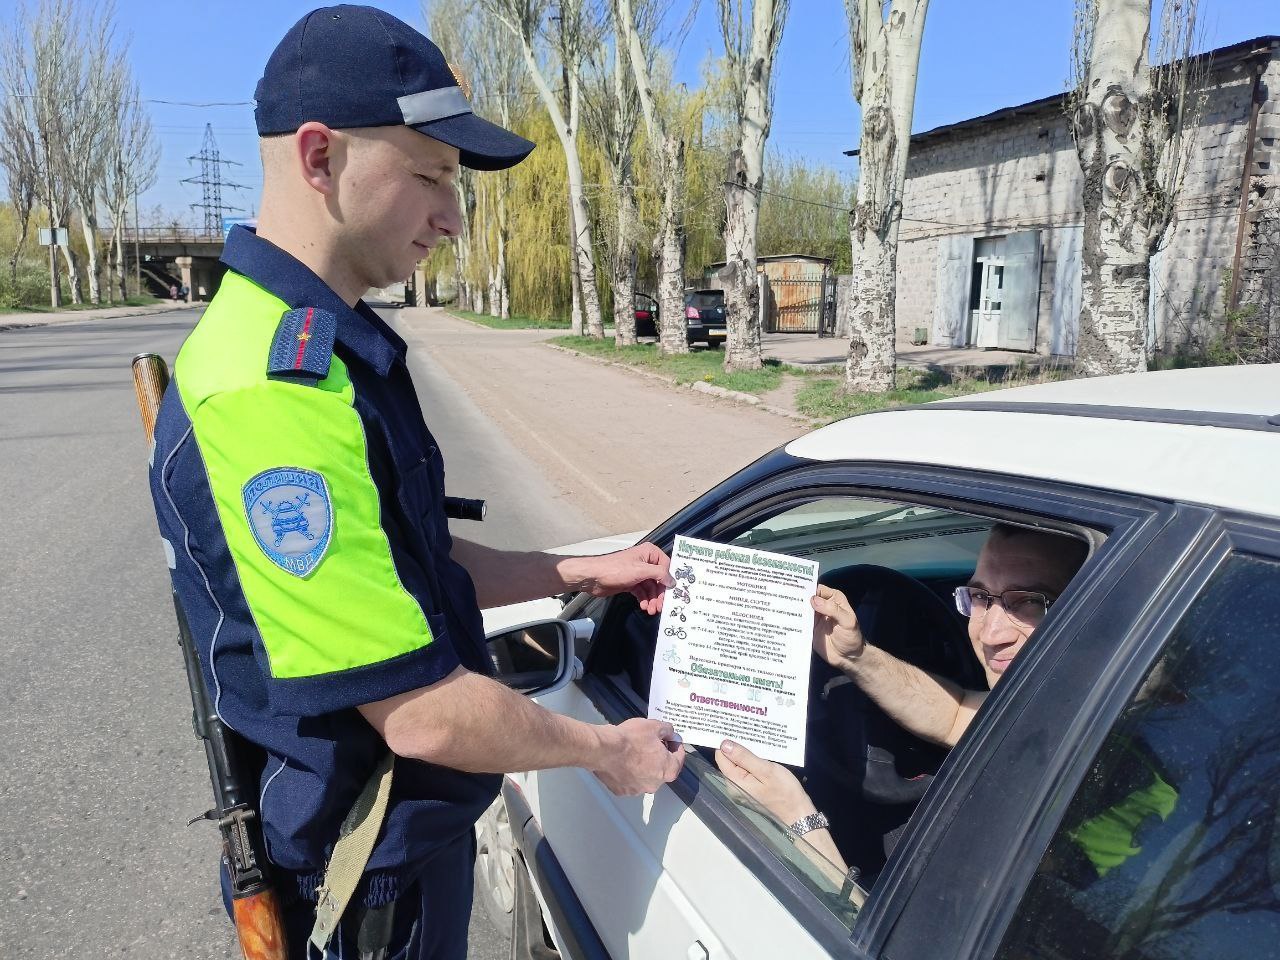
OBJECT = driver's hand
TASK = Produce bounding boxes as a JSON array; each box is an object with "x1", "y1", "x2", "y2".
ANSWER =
[
  {"x1": 811, "y1": 584, "x2": 866, "y2": 666},
  {"x1": 714, "y1": 740, "x2": 817, "y2": 826}
]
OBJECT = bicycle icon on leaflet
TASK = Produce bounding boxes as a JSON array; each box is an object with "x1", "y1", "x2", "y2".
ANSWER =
[{"x1": 664, "y1": 626, "x2": 687, "y2": 640}]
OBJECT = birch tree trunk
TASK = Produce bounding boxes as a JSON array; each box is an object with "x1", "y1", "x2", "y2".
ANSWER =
[
  {"x1": 452, "y1": 174, "x2": 474, "y2": 311},
  {"x1": 655, "y1": 135, "x2": 689, "y2": 355},
  {"x1": 841, "y1": 0, "x2": 928, "y2": 392},
  {"x1": 1071, "y1": 0, "x2": 1200, "y2": 374},
  {"x1": 77, "y1": 204, "x2": 103, "y2": 304},
  {"x1": 568, "y1": 197, "x2": 585, "y2": 335},
  {"x1": 718, "y1": 0, "x2": 788, "y2": 371},
  {"x1": 483, "y1": 0, "x2": 605, "y2": 336},
  {"x1": 1074, "y1": 0, "x2": 1151, "y2": 375},
  {"x1": 613, "y1": 182, "x2": 639, "y2": 345},
  {"x1": 616, "y1": 0, "x2": 690, "y2": 355}
]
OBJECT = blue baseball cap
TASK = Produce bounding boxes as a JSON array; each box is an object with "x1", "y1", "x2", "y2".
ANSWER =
[{"x1": 254, "y1": 5, "x2": 534, "y2": 171}]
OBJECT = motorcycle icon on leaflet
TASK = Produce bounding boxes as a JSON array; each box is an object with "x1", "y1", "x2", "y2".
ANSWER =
[
  {"x1": 674, "y1": 564, "x2": 696, "y2": 585},
  {"x1": 672, "y1": 585, "x2": 691, "y2": 604}
]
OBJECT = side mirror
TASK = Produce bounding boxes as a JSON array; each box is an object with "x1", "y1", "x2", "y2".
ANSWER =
[{"x1": 485, "y1": 618, "x2": 584, "y2": 696}]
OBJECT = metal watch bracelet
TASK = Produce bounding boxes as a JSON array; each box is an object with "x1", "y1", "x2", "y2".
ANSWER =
[{"x1": 788, "y1": 811, "x2": 831, "y2": 837}]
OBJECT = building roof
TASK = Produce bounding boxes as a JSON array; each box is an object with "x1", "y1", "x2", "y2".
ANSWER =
[
  {"x1": 786, "y1": 365, "x2": 1280, "y2": 519},
  {"x1": 844, "y1": 35, "x2": 1279, "y2": 157}
]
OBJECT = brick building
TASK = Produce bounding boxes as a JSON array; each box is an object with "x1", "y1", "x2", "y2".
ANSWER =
[{"x1": 838, "y1": 36, "x2": 1279, "y2": 359}]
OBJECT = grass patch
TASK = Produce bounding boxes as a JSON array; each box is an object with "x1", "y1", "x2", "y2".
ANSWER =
[
  {"x1": 551, "y1": 335, "x2": 786, "y2": 395},
  {"x1": 795, "y1": 363, "x2": 1072, "y2": 422},
  {"x1": 549, "y1": 333, "x2": 1075, "y2": 422},
  {"x1": 450, "y1": 309, "x2": 571, "y2": 330},
  {"x1": 0, "y1": 294, "x2": 163, "y2": 315}
]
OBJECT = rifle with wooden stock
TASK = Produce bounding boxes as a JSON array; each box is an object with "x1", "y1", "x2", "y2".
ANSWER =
[{"x1": 131, "y1": 353, "x2": 288, "y2": 960}]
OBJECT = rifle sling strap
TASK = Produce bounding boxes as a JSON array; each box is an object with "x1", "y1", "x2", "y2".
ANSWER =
[{"x1": 308, "y1": 750, "x2": 396, "y2": 954}]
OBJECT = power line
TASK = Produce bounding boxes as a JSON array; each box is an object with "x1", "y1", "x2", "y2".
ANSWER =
[{"x1": 722, "y1": 180, "x2": 853, "y2": 213}]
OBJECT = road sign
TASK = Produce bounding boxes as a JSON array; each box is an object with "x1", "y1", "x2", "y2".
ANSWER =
[{"x1": 38, "y1": 227, "x2": 69, "y2": 247}]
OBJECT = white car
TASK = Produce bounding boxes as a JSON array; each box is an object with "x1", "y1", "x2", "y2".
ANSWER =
[{"x1": 477, "y1": 364, "x2": 1280, "y2": 960}]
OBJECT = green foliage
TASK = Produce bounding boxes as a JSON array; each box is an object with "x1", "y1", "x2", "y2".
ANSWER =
[
  {"x1": 551, "y1": 335, "x2": 785, "y2": 395},
  {"x1": 0, "y1": 262, "x2": 50, "y2": 309},
  {"x1": 422, "y1": 59, "x2": 855, "y2": 318},
  {"x1": 757, "y1": 151, "x2": 855, "y2": 272},
  {"x1": 1151, "y1": 269, "x2": 1278, "y2": 368},
  {"x1": 794, "y1": 365, "x2": 1070, "y2": 422}
]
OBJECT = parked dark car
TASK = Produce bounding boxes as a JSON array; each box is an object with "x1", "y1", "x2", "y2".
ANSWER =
[
  {"x1": 634, "y1": 292, "x2": 658, "y2": 338},
  {"x1": 684, "y1": 288, "x2": 727, "y2": 347}
]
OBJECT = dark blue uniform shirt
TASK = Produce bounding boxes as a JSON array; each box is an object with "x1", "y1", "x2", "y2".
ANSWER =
[{"x1": 148, "y1": 226, "x2": 498, "y2": 908}]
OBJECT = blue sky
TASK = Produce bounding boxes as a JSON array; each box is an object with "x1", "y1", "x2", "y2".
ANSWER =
[{"x1": 39, "y1": 0, "x2": 1278, "y2": 220}]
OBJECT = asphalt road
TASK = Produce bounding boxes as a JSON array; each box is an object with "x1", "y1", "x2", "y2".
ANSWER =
[{"x1": 0, "y1": 308, "x2": 595, "y2": 958}]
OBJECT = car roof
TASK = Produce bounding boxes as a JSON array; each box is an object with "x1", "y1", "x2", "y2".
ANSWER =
[{"x1": 785, "y1": 365, "x2": 1280, "y2": 518}]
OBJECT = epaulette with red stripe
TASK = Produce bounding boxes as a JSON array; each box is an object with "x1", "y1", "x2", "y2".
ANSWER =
[{"x1": 267, "y1": 306, "x2": 336, "y2": 381}]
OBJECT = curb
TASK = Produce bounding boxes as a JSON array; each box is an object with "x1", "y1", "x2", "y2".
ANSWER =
[
  {"x1": 0, "y1": 302, "x2": 191, "y2": 333},
  {"x1": 544, "y1": 343, "x2": 815, "y2": 425}
]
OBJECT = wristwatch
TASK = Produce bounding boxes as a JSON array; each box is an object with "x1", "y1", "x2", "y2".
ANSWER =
[{"x1": 788, "y1": 811, "x2": 831, "y2": 837}]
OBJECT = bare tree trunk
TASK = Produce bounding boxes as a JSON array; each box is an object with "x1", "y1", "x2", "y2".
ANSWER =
[
  {"x1": 1071, "y1": 0, "x2": 1204, "y2": 375},
  {"x1": 718, "y1": 0, "x2": 788, "y2": 371},
  {"x1": 721, "y1": 147, "x2": 763, "y2": 368},
  {"x1": 1074, "y1": 0, "x2": 1151, "y2": 375},
  {"x1": 496, "y1": 187, "x2": 511, "y2": 319},
  {"x1": 656, "y1": 136, "x2": 690, "y2": 355},
  {"x1": 569, "y1": 154, "x2": 604, "y2": 339},
  {"x1": 57, "y1": 211, "x2": 83, "y2": 304},
  {"x1": 114, "y1": 220, "x2": 126, "y2": 301},
  {"x1": 483, "y1": 0, "x2": 604, "y2": 336},
  {"x1": 568, "y1": 197, "x2": 584, "y2": 334},
  {"x1": 615, "y1": 0, "x2": 690, "y2": 355},
  {"x1": 613, "y1": 182, "x2": 639, "y2": 346},
  {"x1": 77, "y1": 202, "x2": 102, "y2": 304},
  {"x1": 8, "y1": 211, "x2": 30, "y2": 290},
  {"x1": 842, "y1": 0, "x2": 929, "y2": 392}
]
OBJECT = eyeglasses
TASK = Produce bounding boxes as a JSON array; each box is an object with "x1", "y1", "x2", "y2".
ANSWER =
[{"x1": 954, "y1": 586, "x2": 1055, "y2": 627}]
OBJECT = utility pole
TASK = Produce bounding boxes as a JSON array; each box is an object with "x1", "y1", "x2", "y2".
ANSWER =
[
  {"x1": 45, "y1": 195, "x2": 60, "y2": 309},
  {"x1": 182, "y1": 124, "x2": 248, "y2": 236}
]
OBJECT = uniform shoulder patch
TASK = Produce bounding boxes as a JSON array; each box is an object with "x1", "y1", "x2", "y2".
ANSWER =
[
  {"x1": 267, "y1": 306, "x2": 336, "y2": 381},
  {"x1": 242, "y1": 467, "x2": 334, "y2": 577}
]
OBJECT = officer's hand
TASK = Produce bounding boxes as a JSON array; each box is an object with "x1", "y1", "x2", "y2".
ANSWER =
[
  {"x1": 812, "y1": 584, "x2": 866, "y2": 666},
  {"x1": 568, "y1": 543, "x2": 674, "y2": 615},
  {"x1": 593, "y1": 718, "x2": 685, "y2": 796},
  {"x1": 714, "y1": 739, "x2": 816, "y2": 826}
]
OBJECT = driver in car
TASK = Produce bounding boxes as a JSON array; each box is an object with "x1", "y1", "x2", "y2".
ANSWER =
[{"x1": 714, "y1": 524, "x2": 1088, "y2": 871}]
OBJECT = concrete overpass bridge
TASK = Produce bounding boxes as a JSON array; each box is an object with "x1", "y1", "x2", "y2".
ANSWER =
[
  {"x1": 109, "y1": 228, "x2": 422, "y2": 306},
  {"x1": 111, "y1": 228, "x2": 228, "y2": 302}
]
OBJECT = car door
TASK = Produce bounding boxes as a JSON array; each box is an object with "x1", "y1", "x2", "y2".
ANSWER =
[
  {"x1": 874, "y1": 510, "x2": 1280, "y2": 960},
  {"x1": 512, "y1": 458, "x2": 1175, "y2": 959}
]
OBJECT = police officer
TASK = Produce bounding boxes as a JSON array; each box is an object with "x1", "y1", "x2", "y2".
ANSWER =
[{"x1": 147, "y1": 6, "x2": 683, "y2": 957}]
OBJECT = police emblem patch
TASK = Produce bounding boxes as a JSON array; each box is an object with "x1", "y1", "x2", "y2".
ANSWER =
[{"x1": 242, "y1": 467, "x2": 333, "y2": 577}]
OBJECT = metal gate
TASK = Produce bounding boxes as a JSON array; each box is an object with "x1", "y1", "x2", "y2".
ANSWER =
[{"x1": 767, "y1": 275, "x2": 836, "y2": 334}]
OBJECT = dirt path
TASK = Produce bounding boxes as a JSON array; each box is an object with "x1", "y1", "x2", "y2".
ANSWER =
[{"x1": 393, "y1": 308, "x2": 807, "y2": 535}]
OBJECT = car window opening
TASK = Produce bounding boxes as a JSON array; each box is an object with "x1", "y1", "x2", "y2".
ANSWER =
[{"x1": 590, "y1": 494, "x2": 1097, "y2": 927}]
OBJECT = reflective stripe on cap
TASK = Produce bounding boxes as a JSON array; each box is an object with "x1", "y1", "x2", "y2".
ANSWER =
[{"x1": 397, "y1": 87, "x2": 471, "y2": 125}]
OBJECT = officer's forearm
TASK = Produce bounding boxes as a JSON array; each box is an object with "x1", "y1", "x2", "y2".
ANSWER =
[
  {"x1": 451, "y1": 538, "x2": 574, "y2": 608},
  {"x1": 359, "y1": 666, "x2": 614, "y2": 774}
]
